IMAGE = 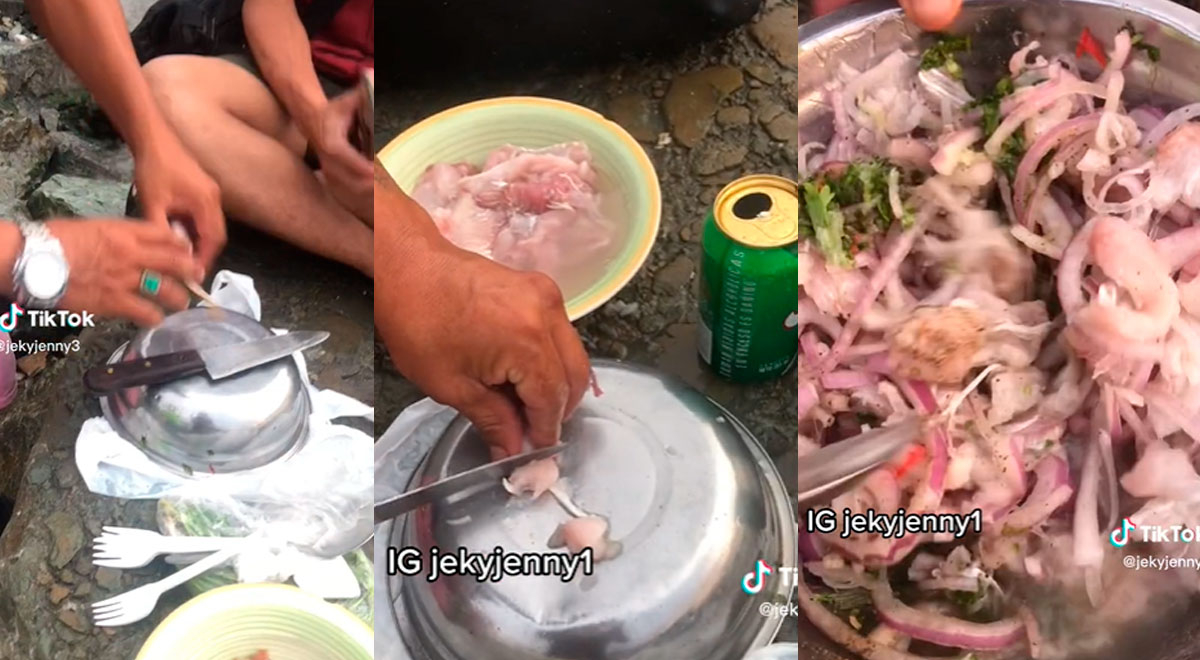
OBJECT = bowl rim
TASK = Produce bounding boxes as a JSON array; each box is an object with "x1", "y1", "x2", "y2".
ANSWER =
[
  {"x1": 377, "y1": 95, "x2": 663, "y2": 321},
  {"x1": 135, "y1": 583, "x2": 373, "y2": 660},
  {"x1": 800, "y1": 0, "x2": 1200, "y2": 45}
]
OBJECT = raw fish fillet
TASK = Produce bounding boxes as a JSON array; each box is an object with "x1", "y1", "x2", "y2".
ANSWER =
[
  {"x1": 550, "y1": 516, "x2": 620, "y2": 561},
  {"x1": 506, "y1": 457, "x2": 560, "y2": 499},
  {"x1": 411, "y1": 142, "x2": 614, "y2": 286}
]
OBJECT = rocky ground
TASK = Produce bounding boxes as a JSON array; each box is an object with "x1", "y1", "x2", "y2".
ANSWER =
[
  {"x1": 375, "y1": 0, "x2": 799, "y2": 646},
  {"x1": 0, "y1": 14, "x2": 374, "y2": 658}
]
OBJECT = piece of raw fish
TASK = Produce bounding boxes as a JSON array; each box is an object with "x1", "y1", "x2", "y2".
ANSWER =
[
  {"x1": 549, "y1": 515, "x2": 621, "y2": 561},
  {"x1": 411, "y1": 142, "x2": 614, "y2": 285},
  {"x1": 504, "y1": 457, "x2": 560, "y2": 499}
]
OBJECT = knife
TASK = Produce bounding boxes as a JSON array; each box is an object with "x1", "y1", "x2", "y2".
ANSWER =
[
  {"x1": 375, "y1": 442, "x2": 568, "y2": 524},
  {"x1": 797, "y1": 417, "x2": 925, "y2": 504},
  {"x1": 83, "y1": 331, "x2": 329, "y2": 394}
]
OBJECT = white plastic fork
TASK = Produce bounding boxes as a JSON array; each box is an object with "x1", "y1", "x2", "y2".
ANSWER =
[
  {"x1": 92, "y1": 526, "x2": 248, "y2": 569},
  {"x1": 91, "y1": 546, "x2": 240, "y2": 627}
]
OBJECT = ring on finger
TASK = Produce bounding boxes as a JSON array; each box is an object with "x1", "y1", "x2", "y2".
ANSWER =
[{"x1": 139, "y1": 270, "x2": 163, "y2": 297}]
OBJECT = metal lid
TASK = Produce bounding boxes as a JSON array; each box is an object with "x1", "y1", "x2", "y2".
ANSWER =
[
  {"x1": 391, "y1": 360, "x2": 795, "y2": 659},
  {"x1": 100, "y1": 308, "x2": 310, "y2": 476},
  {"x1": 714, "y1": 175, "x2": 799, "y2": 249}
]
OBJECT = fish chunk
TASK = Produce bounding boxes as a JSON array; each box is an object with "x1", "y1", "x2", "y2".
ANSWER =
[
  {"x1": 505, "y1": 457, "x2": 560, "y2": 499},
  {"x1": 410, "y1": 142, "x2": 614, "y2": 287},
  {"x1": 549, "y1": 516, "x2": 621, "y2": 561}
]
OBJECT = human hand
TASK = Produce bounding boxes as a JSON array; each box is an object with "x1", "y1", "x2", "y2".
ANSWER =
[
  {"x1": 134, "y1": 138, "x2": 226, "y2": 272},
  {"x1": 381, "y1": 240, "x2": 591, "y2": 460},
  {"x1": 813, "y1": 0, "x2": 963, "y2": 31},
  {"x1": 314, "y1": 90, "x2": 373, "y2": 222},
  {"x1": 50, "y1": 218, "x2": 203, "y2": 327}
]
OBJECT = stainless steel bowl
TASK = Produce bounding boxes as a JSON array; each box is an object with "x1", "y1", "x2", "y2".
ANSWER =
[
  {"x1": 801, "y1": 0, "x2": 1200, "y2": 147},
  {"x1": 100, "y1": 308, "x2": 310, "y2": 475},
  {"x1": 799, "y1": 2, "x2": 1200, "y2": 659},
  {"x1": 386, "y1": 360, "x2": 796, "y2": 659}
]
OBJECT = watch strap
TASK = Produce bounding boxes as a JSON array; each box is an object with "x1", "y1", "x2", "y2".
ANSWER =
[{"x1": 12, "y1": 220, "x2": 67, "y2": 309}]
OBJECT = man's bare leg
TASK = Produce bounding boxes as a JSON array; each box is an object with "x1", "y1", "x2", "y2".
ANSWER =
[{"x1": 142, "y1": 55, "x2": 373, "y2": 277}]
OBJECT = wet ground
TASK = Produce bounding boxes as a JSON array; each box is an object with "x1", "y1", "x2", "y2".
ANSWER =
[
  {"x1": 374, "y1": 0, "x2": 800, "y2": 647},
  {"x1": 0, "y1": 225, "x2": 373, "y2": 658}
]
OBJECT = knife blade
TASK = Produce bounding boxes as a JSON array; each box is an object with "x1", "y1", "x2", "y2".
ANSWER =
[
  {"x1": 796, "y1": 417, "x2": 924, "y2": 504},
  {"x1": 375, "y1": 442, "x2": 567, "y2": 524},
  {"x1": 83, "y1": 331, "x2": 329, "y2": 394}
]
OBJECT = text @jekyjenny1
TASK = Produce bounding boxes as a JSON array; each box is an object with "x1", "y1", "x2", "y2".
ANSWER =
[
  {"x1": 804, "y1": 508, "x2": 984, "y2": 539},
  {"x1": 387, "y1": 546, "x2": 597, "y2": 583}
]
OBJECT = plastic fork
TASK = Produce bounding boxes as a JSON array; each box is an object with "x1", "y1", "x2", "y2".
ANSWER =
[
  {"x1": 91, "y1": 546, "x2": 240, "y2": 627},
  {"x1": 92, "y1": 526, "x2": 248, "y2": 569}
]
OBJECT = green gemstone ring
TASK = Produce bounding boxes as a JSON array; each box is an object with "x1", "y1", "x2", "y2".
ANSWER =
[{"x1": 140, "y1": 270, "x2": 162, "y2": 297}]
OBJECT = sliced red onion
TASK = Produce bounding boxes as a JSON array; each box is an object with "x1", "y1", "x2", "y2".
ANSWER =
[
  {"x1": 802, "y1": 331, "x2": 828, "y2": 365},
  {"x1": 799, "y1": 382, "x2": 820, "y2": 422},
  {"x1": 863, "y1": 353, "x2": 891, "y2": 374},
  {"x1": 1003, "y1": 455, "x2": 1073, "y2": 531},
  {"x1": 798, "y1": 577, "x2": 937, "y2": 660},
  {"x1": 1013, "y1": 113, "x2": 1102, "y2": 221},
  {"x1": 1056, "y1": 217, "x2": 1100, "y2": 317},
  {"x1": 822, "y1": 370, "x2": 880, "y2": 390},
  {"x1": 906, "y1": 380, "x2": 938, "y2": 414},
  {"x1": 799, "y1": 529, "x2": 823, "y2": 562},
  {"x1": 1072, "y1": 440, "x2": 1104, "y2": 569},
  {"x1": 986, "y1": 79, "x2": 1106, "y2": 158},
  {"x1": 871, "y1": 582, "x2": 1025, "y2": 650},
  {"x1": 816, "y1": 213, "x2": 932, "y2": 374},
  {"x1": 1141, "y1": 103, "x2": 1200, "y2": 150}
]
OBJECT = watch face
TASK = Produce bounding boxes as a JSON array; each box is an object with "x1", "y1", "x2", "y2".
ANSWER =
[{"x1": 24, "y1": 252, "x2": 68, "y2": 300}]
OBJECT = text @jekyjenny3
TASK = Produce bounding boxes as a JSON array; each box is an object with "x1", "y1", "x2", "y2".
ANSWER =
[
  {"x1": 387, "y1": 546, "x2": 596, "y2": 583},
  {"x1": 804, "y1": 508, "x2": 984, "y2": 539}
]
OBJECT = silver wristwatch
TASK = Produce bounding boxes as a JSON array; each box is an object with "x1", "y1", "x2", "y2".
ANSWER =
[{"x1": 12, "y1": 220, "x2": 69, "y2": 309}]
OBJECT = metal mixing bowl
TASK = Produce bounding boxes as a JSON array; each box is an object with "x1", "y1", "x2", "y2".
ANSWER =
[
  {"x1": 799, "y1": 1, "x2": 1200, "y2": 659},
  {"x1": 384, "y1": 360, "x2": 796, "y2": 659},
  {"x1": 100, "y1": 308, "x2": 310, "y2": 476}
]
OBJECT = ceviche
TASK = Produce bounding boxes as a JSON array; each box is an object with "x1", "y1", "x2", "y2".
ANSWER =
[{"x1": 799, "y1": 25, "x2": 1200, "y2": 660}]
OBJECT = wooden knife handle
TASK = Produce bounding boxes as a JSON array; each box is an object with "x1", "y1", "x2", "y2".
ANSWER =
[{"x1": 84, "y1": 350, "x2": 207, "y2": 394}]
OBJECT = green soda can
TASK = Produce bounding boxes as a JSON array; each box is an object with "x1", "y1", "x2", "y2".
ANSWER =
[{"x1": 697, "y1": 175, "x2": 799, "y2": 382}]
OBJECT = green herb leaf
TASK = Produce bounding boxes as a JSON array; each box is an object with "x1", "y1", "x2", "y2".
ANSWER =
[
  {"x1": 1122, "y1": 21, "x2": 1162, "y2": 63},
  {"x1": 802, "y1": 182, "x2": 852, "y2": 268},
  {"x1": 921, "y1": 34, "x2": 971, "y2": 79}
]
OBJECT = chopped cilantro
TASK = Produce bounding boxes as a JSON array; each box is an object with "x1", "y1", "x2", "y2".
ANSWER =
[
  {"x1": 802, "y1": 182, "x2": 851, "y2": 268},
  {"x1": 1123, "y1": 22, "x2": 1162, "y2": 62},
  {"x1": 968, "y1": 76, "x2": 1016, "y2": 136},
  {"x1": 814, "y1": 588, "x2": 872, "y2": 613},
  {"x1": 921, "y1": 34, "x2": 971, "y2": 79},
  {"x1": 996, "y1": 131, "x2": 1026, "y2": 180},
  {"x1": 948, "y1": 585, "x2": 986, "y2": 611},
  {"x1": 803, "y1": 161, "x2": 914, "y2": 265}
]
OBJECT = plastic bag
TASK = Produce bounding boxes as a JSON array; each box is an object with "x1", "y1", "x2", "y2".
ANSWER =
[{"x1": 157, "y1": 494, "x2": 374, "y2": 626}]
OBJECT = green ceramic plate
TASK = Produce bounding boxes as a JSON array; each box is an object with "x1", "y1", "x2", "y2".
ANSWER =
[
  {"x1": 136, "y1": 584, "x2": 373, "y2": 660},
  {"x1": 379, "y1": 96, "x2": 662, "y2": 321}
]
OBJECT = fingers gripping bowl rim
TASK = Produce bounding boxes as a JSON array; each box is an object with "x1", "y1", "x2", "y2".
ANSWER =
[
  {"x1": 377, "y1": 96, "x2": 662, "y2": 321},
  {"x1": 136, "y1": 583, "x2": 373, "y2": 660}
]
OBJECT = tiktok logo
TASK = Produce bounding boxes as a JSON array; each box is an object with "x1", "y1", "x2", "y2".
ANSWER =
[
  {"x1": 1111, "y1": 518, "x2": 1137, "y2": 547},
  {"x1": 741, "y1": 559, "x2": 772, "y2": 595},
  {"x1": 0, "y1": 303, "x2": 24, "y2": 332}
]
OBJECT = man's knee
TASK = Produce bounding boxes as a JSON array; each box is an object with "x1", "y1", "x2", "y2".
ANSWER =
[{"x1": 142, "y1": 56, "x2": 206, "y2": 121}]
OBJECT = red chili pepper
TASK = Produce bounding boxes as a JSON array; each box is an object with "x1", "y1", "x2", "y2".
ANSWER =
[
  {"x1": 1075, "y1": 28, "x2": 1108, "y2": 67},
  {"x1": 890, "y1": 445, "x2": 928, "y2": 480}
]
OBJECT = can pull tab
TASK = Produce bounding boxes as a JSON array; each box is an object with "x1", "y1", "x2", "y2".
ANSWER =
[{"x1": 732, "y1": 192, "x2": 793, "y2": 241}]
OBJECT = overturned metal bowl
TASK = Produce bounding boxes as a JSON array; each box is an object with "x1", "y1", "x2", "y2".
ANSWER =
[
  {"x1": 100, "y1": 308, "x2": 310, "y2": 476},
  {"x1": 384, "y1": 360, "x2": 796, "y2": 659},
  {"x1": 799, "y1": 1, "x2": 1200, "y2": 659}
]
